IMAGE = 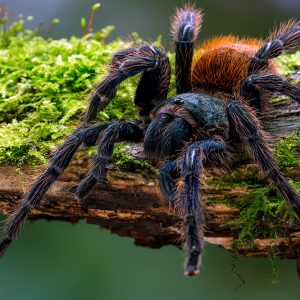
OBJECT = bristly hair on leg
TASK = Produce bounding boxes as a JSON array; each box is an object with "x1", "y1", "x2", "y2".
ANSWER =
[
  {"x1": 249, "y1": 19, "x2": 300, "y2": 73},
  {"x1": 171, "y1": 5, "x2": 203, "y2": 94},
  {"x1": 171, "y1": 4, "x2": 203, "y2": 42},
  {"x1": 268, "y1": 19, "x2": 300, "y2": 50}
]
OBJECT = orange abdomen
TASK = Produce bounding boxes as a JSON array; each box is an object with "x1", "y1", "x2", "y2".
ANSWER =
[{"x1": 191, "y1": 36, "x2": 271, "y2": 99}]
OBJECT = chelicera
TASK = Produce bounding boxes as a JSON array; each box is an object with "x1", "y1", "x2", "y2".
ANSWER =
[{"x1": 1, "y1": 5, "x2": 300, "y2": 276}]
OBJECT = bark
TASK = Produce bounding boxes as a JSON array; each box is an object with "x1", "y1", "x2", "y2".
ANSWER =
[{"x1": 0, "y1": 99, "x2": 300, "y2": 258}]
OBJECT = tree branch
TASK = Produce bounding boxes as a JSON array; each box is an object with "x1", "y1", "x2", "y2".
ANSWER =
[{"x1": 0, "y1": 99, "x2": 300, "y2": 258}]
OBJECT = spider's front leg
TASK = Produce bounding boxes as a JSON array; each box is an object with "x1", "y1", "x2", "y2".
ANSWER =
[
  {"x1": 0, "y1": 45, "x2": 171, "y2": 257},
  {"x1": 159, "y1": 140, "x2": 226, "y2": 276},
  {"x1": 75, "y1": 121, "x2": 143, "y2": 208},
  {"x1": 0, "y1": 123, "x2": 110, "y2": 256},
  {"x1": 85, "y1": 45, "x2": 171, "y2": 121},
  {"x1": 171, "y1": 5, "x2": 202, "y2": 93},
  {"x1": 226, "y1": 100, "x2": 300, "y2": 217}
]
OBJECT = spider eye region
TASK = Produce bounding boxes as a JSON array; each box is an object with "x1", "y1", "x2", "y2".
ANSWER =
[{"x1": 152, "y1": 93, "x2": 228, "y2": 130}]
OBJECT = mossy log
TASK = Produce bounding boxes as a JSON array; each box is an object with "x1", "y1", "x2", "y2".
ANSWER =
[{"x1": 0, "y1": 99, "x2": 300, "y2": 258}]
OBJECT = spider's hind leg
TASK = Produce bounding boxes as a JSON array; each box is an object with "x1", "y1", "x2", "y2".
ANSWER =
[
  {"x1": 242, "y1": 73, "x2": 300, "y2": 106},
  {"x1": 249, "y1": 20, "x2": 300, "y2": 74},
  {"x1": 242, "y1": 20, "x2": 300, "y2": 109},
  {"x1": 226, "y1": 100, "x2": 300, "y2": 217}
]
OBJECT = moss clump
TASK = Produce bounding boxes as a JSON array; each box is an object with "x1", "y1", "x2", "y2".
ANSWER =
[
  {"x1": 0, "y1": 18, "x2": 140, "y2": 166},
  {"x1": 276, "y1": 51, "x2": 300, "y2": 79},
  {"x1": 275, "y1": 130, "x2": 300, "y2": 170},
  {"x1": 207, "y1": 170, "x2": 300, "y2": 249},
  {"x1": 224, "y1": 185, "x2": 297, "y2": 249},
  {"x1": 112, "y1": 143, "x2": 158, "y2": 177}
]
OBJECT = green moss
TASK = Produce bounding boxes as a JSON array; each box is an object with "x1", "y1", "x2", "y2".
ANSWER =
[
  {"x1": 276, "y1": 51, "x2": 300, "y2": 79},
  {"x1": 223, "y1": 185, "x2": 297, "y2": 249},
  {"x1": 0, "y1": 18, "x2": 140, "y2": 166},
  {"x1": 207, "y1": 173, "x2": 300, "y2": 249},
  {"x1": 112, "y1": 143, "x2": 158, "y2": 177},
  {"x1": 275, "y1": 130, "x2": 300, "y2": 169}
]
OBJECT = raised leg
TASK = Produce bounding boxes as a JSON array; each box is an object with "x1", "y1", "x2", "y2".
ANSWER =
[
  {"x1": 85, "y1": 46, "x2": 171, "y2": 122},
  {"x1": 76, "y1": 121, "x2": 143, "y2": 208},
  {"x1": 248, "y1": 20, "x2": 300, "y2": 74},
  {"x1": 171, "y1": 5, "x2": 202, "y2": 93},
  {"x1": 0, "y1": 123, "x2": 110, "y2": 257},
  {"x1": 226, "y1": 100, "x2": 300, "y2": 217},
  {"x1": 134, "y1": 46, "x2": 171, "y2": 116},
  {"x1": 0, "y1": 45, "x2": 171, "y2": 258},
  {"x1": 164, "y1": 140, "x2": 226, "y2": 276},
  {"x1": 159, "y1": 160, "x2": 180, "y2": 204}
]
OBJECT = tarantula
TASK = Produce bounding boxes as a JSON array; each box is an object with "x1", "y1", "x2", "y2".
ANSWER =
[{"x1": 1, "y1": 5, "x2": 300, "y2": 276}]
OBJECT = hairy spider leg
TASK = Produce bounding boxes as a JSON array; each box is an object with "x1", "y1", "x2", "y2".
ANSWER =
[
  {"x1": 179, "y1": 140, "x2": 226, "y2": 276},
  {"x1": 242, "y1": 73, "x2": 300, "y2": 104},
  {"x1": 249, "y1": 20, "x2": 300, "y2": 74},
  {"x1": 85, "y1": 46, "x2": 171, "y2": 122},
  {"x1": 0, "y1": 123, "x2": 110, "y2": 257},
  {"x1": 227, "y1": 101, "x2": 300, "y2": 217},
  {"x1": 171, "y1": 5, "x2": 202, "y2": 93},
  {"x1": 134, "y1": 47, "x2": 171, "y2": 116},
  {"x1": 0, "y1": 45, "x2": 171, "y2": 257},
  {"x1": 110, "y1": 46, "x2": 171, "y2": 116},
  {"x1": 242, "y1": 20, "x2": 300, "y2": 109},
  {"x1": 159, "y1": 160, "x2": 179, "y2": 203},
  {"x1": 158, "y1": 140, "x2": 226, "y2": 275},
  {"x1": 144, "y1": 113, "x2": 193, "y2": 163},
  {"x1": 76, "y1": 121, "x2": 143, "y2": 208}
]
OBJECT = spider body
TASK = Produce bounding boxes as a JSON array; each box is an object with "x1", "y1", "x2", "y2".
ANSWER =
[
  {"x1": 145, "y1": 92, "x2": 229, "y2": 162},
  {"x1": 1, "y1": 5, "x2": 300, "y2": 277}
]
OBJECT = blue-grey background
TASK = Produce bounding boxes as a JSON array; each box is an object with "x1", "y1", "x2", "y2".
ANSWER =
[{"x1": 1, "y1": 0, "x2": 300, "y2": 299}]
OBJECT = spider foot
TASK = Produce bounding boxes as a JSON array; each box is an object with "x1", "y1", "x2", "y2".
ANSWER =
[
  {"x1": 79, "y1": 199, "x2": 89, "y2": 212},
  {"x1": 0, "y1": 238, "x2": 12, "y2": 258},
  {"x1": 184, "y1": 252, "x2": 201, "y2": 277},
  {"x1": 75, "y1": 175, "x2": 97, "y2": 211}
]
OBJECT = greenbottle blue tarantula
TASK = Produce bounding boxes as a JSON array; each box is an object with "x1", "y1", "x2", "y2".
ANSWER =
[{"x1": 1, "y1": 5, "x2": 300, "y2": 276}]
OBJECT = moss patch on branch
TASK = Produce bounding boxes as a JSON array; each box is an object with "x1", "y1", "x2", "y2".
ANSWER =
[
  {"x1": 0, "y1": 20, "x2": 140, "y2": 166},
  {"x1": 1, "y1": 19, "x2": 299, "y2": 169},
  {"x1": 275, "y1": 130, "x2": 300, "y2": 169}
]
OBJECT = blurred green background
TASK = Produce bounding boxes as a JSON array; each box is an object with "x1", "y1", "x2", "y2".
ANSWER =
[
  {"x1": 0, "y1": 220, "x2": 300, "y2": 300},
  {"x1": 7, "y1": 0, "x2": 300, "y2": 46},
  {"x1": 1, "y1": 0, "x2": 300, "y2": 299}
]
